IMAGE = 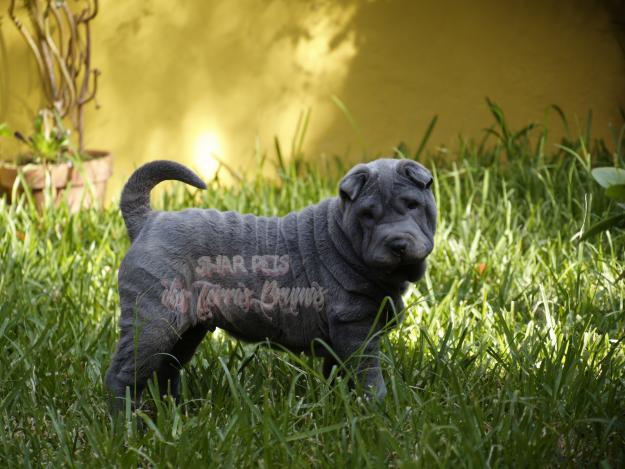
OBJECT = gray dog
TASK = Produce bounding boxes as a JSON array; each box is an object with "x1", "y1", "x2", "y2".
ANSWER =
[{"x1": 105, "y1": 158, "x2": 436, "y2": 408}]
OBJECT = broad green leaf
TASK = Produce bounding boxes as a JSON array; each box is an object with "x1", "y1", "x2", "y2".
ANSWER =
[
  {"x1": 579, "y1": 212, "x2": 625, "y2": 241},
  {"x1": 605, "y1": 184, "x2": 625, "y2": 202},
  {"x1": 591, "y1": 167, "x2": 625, "y2": 188}
]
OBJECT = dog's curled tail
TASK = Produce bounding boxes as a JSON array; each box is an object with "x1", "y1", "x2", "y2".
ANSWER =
[{"x1": 120, "y1": 160, "x2": 207, "y2": 241}]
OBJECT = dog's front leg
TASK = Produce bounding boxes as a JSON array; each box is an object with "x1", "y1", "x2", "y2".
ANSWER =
[{"x1": 327, "y1": 319, "x2": 387, "y2": 400}]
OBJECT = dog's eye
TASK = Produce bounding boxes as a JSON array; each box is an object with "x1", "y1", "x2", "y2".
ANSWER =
[
  {"x1": 405, "y1": 199, "x2": 420, "y2": 210},
  {"x1": 359, "y1": 209, "x2": 375, "y2": 221}
]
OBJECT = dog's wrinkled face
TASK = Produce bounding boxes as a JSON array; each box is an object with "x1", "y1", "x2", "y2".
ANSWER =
[{"x1": 338, "y1": 158, "x2": 436, "y2": 282}]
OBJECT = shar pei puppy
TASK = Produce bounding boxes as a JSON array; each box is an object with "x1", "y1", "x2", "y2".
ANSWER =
[{"x1": 105, "y1": 158, "x2": 436, "y2": 409}]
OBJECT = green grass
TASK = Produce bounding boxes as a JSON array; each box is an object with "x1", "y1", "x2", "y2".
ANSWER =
[{"x1": 1, "y1": 125, "x2": 624, "y2": 467}]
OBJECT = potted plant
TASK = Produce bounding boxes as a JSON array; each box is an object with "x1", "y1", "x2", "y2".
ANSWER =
[{"x1": 0, "y1": 0, "x2": 111, "y2": 212}]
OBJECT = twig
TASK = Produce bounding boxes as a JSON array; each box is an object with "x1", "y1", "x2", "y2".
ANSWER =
[{"x1": 8, "y1": 0, "x2": 48, "y2": 96}]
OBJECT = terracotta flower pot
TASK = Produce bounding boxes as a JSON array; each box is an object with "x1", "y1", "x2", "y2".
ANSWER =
[{"x1": 0, "y1": 150, "x2": 112, "y2": 212}]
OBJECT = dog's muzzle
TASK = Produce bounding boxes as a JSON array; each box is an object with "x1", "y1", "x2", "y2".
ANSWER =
[{"x1": 385, "y1": 235, "x2": 432, "y2": 264}]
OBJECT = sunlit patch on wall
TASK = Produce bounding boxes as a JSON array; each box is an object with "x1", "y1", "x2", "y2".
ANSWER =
[{"x1": 193, "y1": 131, "x2": 223, "y2": 180}]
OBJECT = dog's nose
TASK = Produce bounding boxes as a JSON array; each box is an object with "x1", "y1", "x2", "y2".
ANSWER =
[{"x1": 388, "y1": 238, "x2": 408, "y2": 257}]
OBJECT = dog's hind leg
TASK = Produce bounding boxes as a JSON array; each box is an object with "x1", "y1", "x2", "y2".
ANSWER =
[
  {"x1": 155, "y1": 323, "x2": 212, "y2": 401},
  {"x1": 104, "y1": 301, "x2": 193, "y2": 413},
  {"x1": 323, "y1": 356, "x2": 339, "y2": 379}
]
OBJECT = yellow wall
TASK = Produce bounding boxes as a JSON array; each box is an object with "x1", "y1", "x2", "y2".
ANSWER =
[{"x1": 1, "y1": 0, "x2": 624, "y2": 200}]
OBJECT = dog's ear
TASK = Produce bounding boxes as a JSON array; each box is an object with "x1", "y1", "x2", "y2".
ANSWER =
[
  {"x1": 401, "y1": 161, "x2": 433, "y2": 190},
  {"x1": 339, "y1": 167, "x2": 369, "y2": 201}
]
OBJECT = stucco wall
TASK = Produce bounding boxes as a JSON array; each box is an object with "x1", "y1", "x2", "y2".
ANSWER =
[{"x1": 1, "y1": 0, "x2": 624, "y2": 199}]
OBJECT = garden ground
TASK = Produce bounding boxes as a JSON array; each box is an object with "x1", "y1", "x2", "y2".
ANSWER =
[{"x1": 1, "y1": 121, "x2": 624, "y2": 467}]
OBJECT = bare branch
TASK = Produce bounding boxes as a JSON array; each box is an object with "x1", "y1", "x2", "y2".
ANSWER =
[
  {"x1": 29, "y1": 1, "x2": 62, "y2": 105},
  {"x1": 78, "y1": 16, "x2": 91, "y2": 101},
  {"x1": 60, "y1": 2, "x2": 77, "y2": 65},
  {"x1": 42, "y1": 9, "x2": 63, "y2": 101},
  {"x1": 79, "y1": 69, "x2": 99, "y2": 105},
  {"x1": 8, "y1": 0, "x2": 49, "y2": 97},
  {"x1": 44, "y1": 15, "x2": 77, "y2": 115},
  {"x1": 50, "y1": 2, "x2": 66, "y2": 59},
  {"x1": 83, "y1": 0, "x2": 99, "y2": 23}
]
